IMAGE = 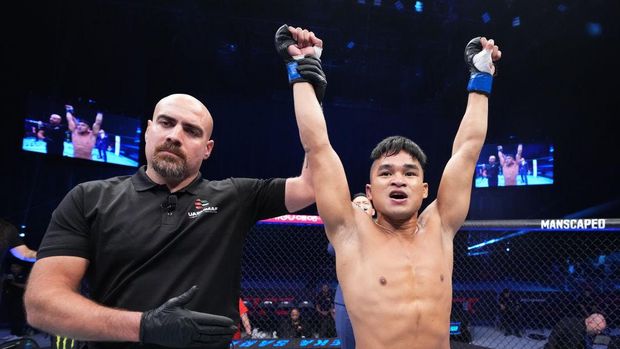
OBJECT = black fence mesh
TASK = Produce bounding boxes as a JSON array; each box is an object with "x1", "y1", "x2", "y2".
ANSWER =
[{"x1": 240, "y1": 219, "x2": 620, "y2": 348}]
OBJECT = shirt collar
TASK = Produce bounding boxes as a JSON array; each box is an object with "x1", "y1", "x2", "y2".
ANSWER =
[{"x1": 131, "y1": 165, "x2": 204, "y2": 194}]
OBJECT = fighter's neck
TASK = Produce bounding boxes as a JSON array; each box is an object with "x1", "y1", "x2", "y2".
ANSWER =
[{"x1": 375, "y1": 215, "x2": 420, "y2": 238}]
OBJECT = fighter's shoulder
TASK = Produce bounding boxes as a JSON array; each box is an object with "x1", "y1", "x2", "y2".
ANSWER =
[
  {"x1": 351, "y1": 210, "x2": 382, "y2": 238},
  {"x1": 419, "y1": 201, "x2": 446, "y2": 233},
  {"x1": 419, "y1": 200, "x2": 441, "y2": 222},
  {"x1": 325, "y1": 209, "x2": 367, "y2": 247}
]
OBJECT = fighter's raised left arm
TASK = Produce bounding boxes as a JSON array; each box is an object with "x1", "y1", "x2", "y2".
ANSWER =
[
  {"x1": 437, "y1": 37, "x2": 502, "y2": 236},
  {"x1": 92, "y1": 112, "x2": 103, "y2": 134},
  {"x1": 516, "y1": 144, "x2": 523, "y2": 162}
]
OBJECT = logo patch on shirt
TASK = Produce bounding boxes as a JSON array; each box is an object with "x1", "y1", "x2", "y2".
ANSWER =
[{"x1": 188, "y1": 198, "x2": 218, "y2": 218}]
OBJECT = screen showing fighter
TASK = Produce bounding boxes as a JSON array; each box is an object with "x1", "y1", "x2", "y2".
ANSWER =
[
  {"x1": 475, "y1": 142, "x2": 554, "y2": 188},
  {"x1": 22, "y1": 96, "x2": 141, "y2": 167}
]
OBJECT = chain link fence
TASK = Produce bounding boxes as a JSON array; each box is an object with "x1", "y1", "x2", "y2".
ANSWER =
[
  {"x1": 241, "y1": 217, "x2": 620, "y2": 348},
  {"x1": 241, "y1": 220, "x2": 335, "y2": 340}
]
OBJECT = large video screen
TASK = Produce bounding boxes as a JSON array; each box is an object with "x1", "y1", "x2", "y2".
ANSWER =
[
  {"x1": 22, "y1": 96, "x2": 141, "y2": 167},
  {"x1": 474, "y1": 142, "x2": 554, "y2": 188}
]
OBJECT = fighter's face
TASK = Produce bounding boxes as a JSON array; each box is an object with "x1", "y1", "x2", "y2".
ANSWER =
[
  {"x1": 77, "y1": 122, "x2": 90, "y2": 133},
  {"x1": 366, "y1": 151, "x2": 428, "y2": 221},
  {"x1": 352, "y1": 195, "x2": 374, "y2": 217},
  {"x1": 489, "y1": 155, "x2": 496, "y2": 164}
]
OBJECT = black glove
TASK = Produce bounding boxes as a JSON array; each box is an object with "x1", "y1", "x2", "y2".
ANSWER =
[
  {"x1": 274, "y1": 24, "x2": 327, "y2": 104},
  {"x1": 140, "y1": 286, "x2": 237, "y2": 348},
  {"x1": 464, "y1": 37, "x2": 494, "y2": 95}
]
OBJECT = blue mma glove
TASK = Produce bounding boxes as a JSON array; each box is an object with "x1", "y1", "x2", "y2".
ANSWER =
[
  {"x1": 464, "y1": 37, "x2": 495, "y2": 95},
  {"x1": 275, "y1": 24, "x2": 327, "y2": 103}
]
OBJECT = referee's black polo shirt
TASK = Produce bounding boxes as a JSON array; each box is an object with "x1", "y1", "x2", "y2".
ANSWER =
[{"x1": 38, "y1": 166, "x2": 288, "y2": 349}]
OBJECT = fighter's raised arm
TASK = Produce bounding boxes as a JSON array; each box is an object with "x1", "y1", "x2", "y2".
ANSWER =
[
  {"x1": 516, "y1": 143, "x2": 523, "y2": 162},
  {"x1": 436, "y1": 37, "x2": 502, "y2": 235},
  {"x1": 275, "y1": 25, "x2": 356, "y2": 241},
  {"x1": 65, "y1": 104, "x2": 77, "y2": 131},
  {"x1": 92, "y1": 112, "x2": 103, "y2": 135}
]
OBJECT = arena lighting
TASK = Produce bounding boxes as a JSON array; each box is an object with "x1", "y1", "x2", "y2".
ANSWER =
[
  {"x1": 414, "y1": 1, "x2": 423, "y2": 13},
  {"x1": 512, "y1": 16, "x2": 521, "y2": 27},
  {"x1": 373, "y1": 0, "x2": 381, "y2": 6},
  {"x1": 394, "y1": 0, "x2": 404, "y2": 11},
  {"x1": 586, "y1": 22, "x2": 602, "y2": 37},
  {"x1": 482, "y1": 12, "x2": 491, "y2": 23},
  {"x1": 557, "y1": 3, "x2": 568, "y2": 12},
  {"x1": 346, "y1": 41, "x2": 356, "y2": 49},
  {"x1": 450, "y1": 322, "x2": 462, "y2": 335}
]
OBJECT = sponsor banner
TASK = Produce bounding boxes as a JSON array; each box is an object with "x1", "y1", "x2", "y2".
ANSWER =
[
  {"x1": 260, "y1": 214, "x2": 324, "y2": 225},
  {"x1": 231, "y1": 338, "x2": 339, "y2": 348},
  {"x1": 540, "y1": 219, "x2": 606, "y2": 230}
]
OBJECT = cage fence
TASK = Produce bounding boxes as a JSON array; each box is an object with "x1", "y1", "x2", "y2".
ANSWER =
[{"x1": 240, "y1": 217, "x2": 619, "y2": 348}]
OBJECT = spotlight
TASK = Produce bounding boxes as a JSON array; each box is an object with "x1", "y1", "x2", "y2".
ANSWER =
[
  {"x1": 586, "y1": 22, "x2": 602, "y2": 37},
  {"x1": 414, "y1": 1, "x2": 423, "y2": 13},
  {"x1": 482, "y1": 12, "x2": 491, "y2": 23}
]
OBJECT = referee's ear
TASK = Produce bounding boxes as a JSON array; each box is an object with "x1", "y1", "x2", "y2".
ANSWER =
[{"x1": 203, "y1": 139, "x2": 214, "y2": 160}]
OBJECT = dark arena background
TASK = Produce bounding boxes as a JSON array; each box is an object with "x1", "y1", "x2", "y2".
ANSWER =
[{"x1": 2, "y1": 1, "x2": 620, "y2": 348}]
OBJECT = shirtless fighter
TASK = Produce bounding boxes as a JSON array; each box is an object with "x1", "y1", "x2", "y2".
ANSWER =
[
  {"x1": 65, "y1": 104, "x2": 103, "y2": 160},
  {"x1": 275, "y1": 24, "x2": 501, "y2": 348}
]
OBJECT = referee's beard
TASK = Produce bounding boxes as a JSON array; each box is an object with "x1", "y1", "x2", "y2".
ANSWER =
[{"x1": 152, "y1": 142, "x2": 188, "y2": 181}]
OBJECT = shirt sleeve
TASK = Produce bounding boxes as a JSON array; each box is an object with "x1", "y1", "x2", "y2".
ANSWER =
[
  {"x1": 232, "y1": 178, "x2": 288, "y2": 221},
  {"x1": 37, "y1": 185, "x2": 91, "y2": 260}
]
